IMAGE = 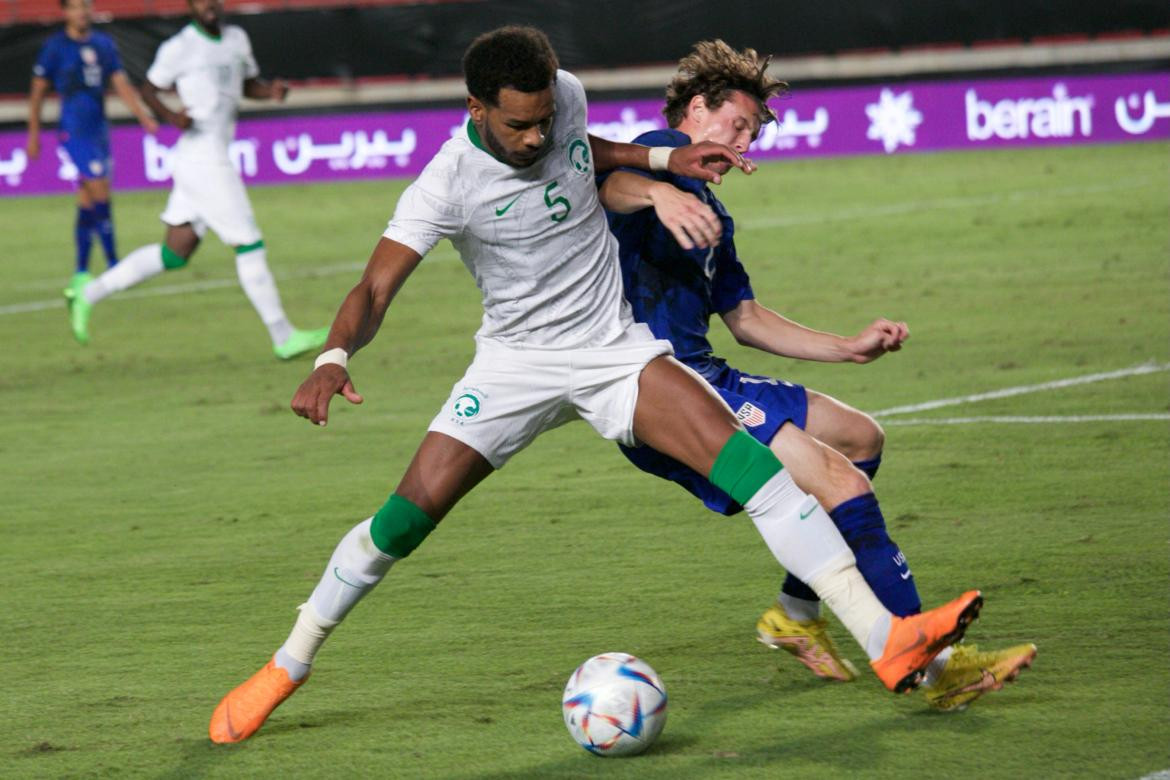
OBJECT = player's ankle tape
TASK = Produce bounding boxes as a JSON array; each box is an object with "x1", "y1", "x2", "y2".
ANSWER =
[{"x1": 370, "y1": 494, "x2": 436, "y2": 558}]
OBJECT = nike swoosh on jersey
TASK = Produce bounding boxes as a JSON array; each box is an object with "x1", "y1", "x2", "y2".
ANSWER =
[
  {"x1": 494, "y1": 195, "x2": 521, "y2": 216},
  {"x1": 799, "y1": 506, "x2": 816, "y2": 519}
]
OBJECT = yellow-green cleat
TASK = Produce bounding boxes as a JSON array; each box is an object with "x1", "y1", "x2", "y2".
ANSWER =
[
  {"x1": 63, "y1": 272, "x2": 93, "y2": 345},
  {"x1": 756, "y1": 602, "x2": 858, "y2": 681},
  {"x1": 922, "y1": 642, "x2": 1037, "y2": 712},
  {"x1": 273, "y1": 326, "x2": 329, "y2": 360}
]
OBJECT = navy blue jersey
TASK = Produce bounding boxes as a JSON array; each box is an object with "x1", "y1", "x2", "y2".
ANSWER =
[
  {"x1": 600, "y1": 128, "x2": 754, "y2": 381},
  {"x1": 33, "y1": 30, "x2": 123, "y2": 139}
]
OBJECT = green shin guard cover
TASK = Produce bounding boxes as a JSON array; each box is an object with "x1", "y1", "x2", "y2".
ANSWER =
[
  {"x1": 235, "y1": 240, "x2": 265, "y2": 255},
  {"x1": 161, "y1": 245, "x2": 189, "y2": 269},
  {"x1": 708, "y1": 430, "x2": 784, "y2": 506},
  {"x1": 370, "y1": 494, "x2": 436, "y2": 558}
]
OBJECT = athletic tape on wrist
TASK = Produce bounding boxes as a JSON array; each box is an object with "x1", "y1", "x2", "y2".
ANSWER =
[
  {"x1": 648, "y1": 146, "x2": 673, "y2": 172},
  {"x1": 314, "y1": 347, "x2": 347, "y2": 370}
]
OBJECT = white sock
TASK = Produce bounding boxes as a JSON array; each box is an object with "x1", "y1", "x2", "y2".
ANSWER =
[
  {"x1": 778, "y1": 592, "x2": 821, "y2": 622},
  {"x1": 84, "y1": 243, "x2": 164, "y2": 304},
  {"x1": 235, "y1": 245, "x2": 293, "y2": 346},
  {"x1": 923, "y1": 646, "x2": 954, "y2": 685},
  {"x1": 274, "y1": 518, "x2": 396, "y2": 679},
  {"x1": 744, "y1": 472, "x2": 889, "y2": 657}
]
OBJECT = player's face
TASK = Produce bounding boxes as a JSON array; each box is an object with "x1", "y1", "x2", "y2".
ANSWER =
[
  {"x1": 62, "y1": 0, "x2": 93, "y2": 32},
  {"x1": 690, "y1": 90, "x2": 763, "y2": 174},
  {"x1": 469, "y1": 86, "x2": 556, "y2": 168},
  {"x1": 188, "y1": 0, "x2": 224, "y2": 31}
]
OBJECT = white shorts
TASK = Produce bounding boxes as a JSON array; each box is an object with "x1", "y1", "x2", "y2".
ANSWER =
[
  {"x1": 428, "y1": 322, "x2": 673, "y2": 468},
  {"x1": 160, "y1": 155, "x2": 261, "y2": 247}
]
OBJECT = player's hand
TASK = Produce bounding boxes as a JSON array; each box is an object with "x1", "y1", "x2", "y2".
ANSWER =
[
  {"x1": 26, "y1": 134, "x2": 40, "y2": 159},
  {"x1": 843, "y1": 318, "x2": 909, "y2": 363},
  {"x1": 270, "y1": 79, "x2": 290, "y2": 102},
  {"x1": 171, "y1": 110, "x2": 193, "y2": 130},
  {"x1": 647, "y1": 181, "x2": 722, "y2": 250},
  {"x1": 669, "y1": 141, "x2": 756, "y2": 185},
  {"x1": 291, "y1": 364, "x2": 364, "y2": 427},
  {"x1": 141, "y1": 115, "x2": 160, "y2": 135}
]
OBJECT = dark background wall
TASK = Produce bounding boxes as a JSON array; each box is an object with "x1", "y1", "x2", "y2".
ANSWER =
[{"x1": 2, "y1": 0, "x2": 1167, "y2": 93}]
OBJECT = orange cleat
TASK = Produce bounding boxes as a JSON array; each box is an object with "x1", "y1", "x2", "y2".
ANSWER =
[
  {"x1": 871, "y1": 590, "x2": 983, "y2": 693},
  {"x1": 209, "y1": 658, "x2": 307, "y2": 744}
]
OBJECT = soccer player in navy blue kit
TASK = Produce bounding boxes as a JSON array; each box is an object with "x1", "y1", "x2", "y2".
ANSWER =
[
  {"x1": 600, "y1": 40, "x2": 1035, "y2": 710},
  {"x1": 26, "y1": 0, "x2": 157, "y2": 290}
]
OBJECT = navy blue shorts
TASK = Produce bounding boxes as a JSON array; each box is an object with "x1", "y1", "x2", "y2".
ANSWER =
[
  {"x1": 60, "y1": 131, "x2": 111, "y2": 180},
  {"x1": 620, "y1": 363, "x2": 808, "y2": 516}
]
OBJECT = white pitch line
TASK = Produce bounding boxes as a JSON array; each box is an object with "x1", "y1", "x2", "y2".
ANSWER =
[
  {"x1": 884, "y1": 413, "x2": 1170, "y2": 426},
  {"x1": 0, "y1": 252, "x2": 463, "y2": 317},
  {"x1": 873, "y1": 361, "x2": 1170, "y2": 417}
]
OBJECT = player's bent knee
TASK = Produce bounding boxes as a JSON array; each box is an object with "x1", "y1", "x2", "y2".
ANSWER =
[{"x1": 370, "y1": 494, "x2": 437, "y2": 558}]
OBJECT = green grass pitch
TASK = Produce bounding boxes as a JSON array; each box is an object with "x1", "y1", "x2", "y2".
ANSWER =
[{"x1": 1, "y1": 142, "x2": 1167, "y2": 778}]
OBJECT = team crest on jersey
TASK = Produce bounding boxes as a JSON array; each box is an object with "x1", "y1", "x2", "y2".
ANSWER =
[
  {"x1": 80, "y1": 47, "x2": 97, "y2": 65},
  {"x1": 452, "y1": 389, "x2": 484, "y2": 423},
  {"x1": 567, "y1": 138, "x2": 590, "y2": 175},
  {"x1": 735, "y1": 402, "x2": 766, "y2": 427}
]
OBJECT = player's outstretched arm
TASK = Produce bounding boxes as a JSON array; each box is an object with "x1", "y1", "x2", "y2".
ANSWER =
[
  {"x1": 139, "y1": 80, "x2": 191, "y2": 129},
  {"x1": 291, "y1": 238, "x2": 423, "y2": 427},
  {"x1": 588, "y1": 134, "x2": 754, "y2": 184},
  {"x1": 243, "y1": 77, "x2": 289, "y2": 102},
  {"x1": 599, "y1": 172, "x2": 722, "y2": 250},
  {"x1": 110, "y1": 72, "x2": 158, "y2": 134},
  {"x1": 25, "y1": 76, "x2": 51, "y2": 158},
  {"x1": 722, "y1": 300, "x2": 909, "y2": 364}
]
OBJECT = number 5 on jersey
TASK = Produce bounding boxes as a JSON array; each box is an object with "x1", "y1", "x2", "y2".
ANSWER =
[{"x1": 544, "y1": 181, "x2": 572, "y2": 223}]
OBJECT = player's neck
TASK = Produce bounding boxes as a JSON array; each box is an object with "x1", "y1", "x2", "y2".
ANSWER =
[
  {"x1": 64, "y1": 24, "x2": 91, "y2": 41},
  {"x1": 190, "y1": 18, "x2": 222, "y2": 40}
]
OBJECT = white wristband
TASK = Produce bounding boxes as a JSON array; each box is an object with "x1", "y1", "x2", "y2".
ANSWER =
[
  {"x1": 314, "y1": 347, "x2": 347, "y2": 370},
  {"x1": 648, "y1": 146, "x2": 673, "y2": 172}
]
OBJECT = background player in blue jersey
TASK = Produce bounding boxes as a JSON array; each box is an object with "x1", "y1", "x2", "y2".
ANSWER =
[
  {"x1": 600, "y1": 40, "x2": 1035, "y2": 710},
  {"x1": 26, "y1": 0, "x2": 158, "y2": 290}
]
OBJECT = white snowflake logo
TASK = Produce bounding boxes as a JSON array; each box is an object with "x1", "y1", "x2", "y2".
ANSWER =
[{"x1": 865, "y1": 89, "x2": 923, "y2": 154}]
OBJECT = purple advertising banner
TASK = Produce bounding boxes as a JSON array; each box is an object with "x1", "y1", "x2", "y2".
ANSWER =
[{"x1": 1, "y1": 71, "x2": 1167, "y2": 197}]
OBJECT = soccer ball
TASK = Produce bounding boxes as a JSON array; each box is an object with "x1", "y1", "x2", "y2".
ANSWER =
[{"x1": 561, "y1": 652, "x2": 668, "y2": 757}]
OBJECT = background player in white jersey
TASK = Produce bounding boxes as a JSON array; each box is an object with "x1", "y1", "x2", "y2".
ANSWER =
[
  {"x1": 601, "y1": 40, "x2": 1036, "y2": 710},
  {"x1": 63, "y1": 0, "x2": 328, "y2": 359},
  {"x1": 208, "y1": 26, "x2": 985, "y2": 743}
]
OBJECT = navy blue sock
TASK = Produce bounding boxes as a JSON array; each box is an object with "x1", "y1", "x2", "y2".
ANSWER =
[
  {"x1": 92, "y1": 201, "x2": 117, "y2": 266},
  {"x1": 830, "y1": 493, "x2": 921, "y2": 616},
  {"x1": 853, "y1": 453, "x2": 882, "y2": 480},
  {"x1": 75, "y1": 206, "x2": 95, "y2": 273}
]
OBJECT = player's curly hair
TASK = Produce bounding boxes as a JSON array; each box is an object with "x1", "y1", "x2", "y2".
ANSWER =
[
  {"x1": 663, "y1": 40, "x2": 788, "y2": 128},
  {"x1": 463, "y1": 26, "x2": 559, "y2": 106}
]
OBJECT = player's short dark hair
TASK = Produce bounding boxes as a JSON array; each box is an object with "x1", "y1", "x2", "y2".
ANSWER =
[
  {"x1": 663, "y1": 40, "x2": 788, "y2": 128},
  {"x1": 463, "y1": 26, "x2": 559, "y2": 106}
]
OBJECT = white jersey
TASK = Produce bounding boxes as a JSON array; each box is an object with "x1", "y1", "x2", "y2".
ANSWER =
[
  {"x1": 146, "y1": 22, "x2": 259, "y2": 161},
  {"x1": 383, "y1": 70, "x2": 634, "y2": 349}
]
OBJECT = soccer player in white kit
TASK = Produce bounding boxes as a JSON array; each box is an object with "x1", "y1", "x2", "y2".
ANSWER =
[
  {"x1": 208, "y1": 26, "x2": 984, "y2": 743},
  {"x1": 63, "y1": 0, "x2": 328, "y2": 359}
]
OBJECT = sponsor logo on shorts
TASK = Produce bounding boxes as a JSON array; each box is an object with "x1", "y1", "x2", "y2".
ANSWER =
[
  {"x1": 452, "y1": 391, "x2": 482, "y2": 422},
  {"x1": 89, "y1": 160, "x2": 105, "y2": 176},
  {"x1": 735, "y1": 402, "x2": 766, "y2": 427}
]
